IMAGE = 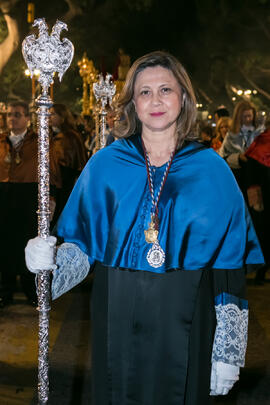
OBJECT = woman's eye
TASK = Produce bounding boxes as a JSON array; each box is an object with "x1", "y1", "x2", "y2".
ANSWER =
[
  {"x1": 140, "y1": 90, "x2": 150, "y2": 96},
  {"x1": 161, "y1": 87, "x2": 171, "y2": 94}
]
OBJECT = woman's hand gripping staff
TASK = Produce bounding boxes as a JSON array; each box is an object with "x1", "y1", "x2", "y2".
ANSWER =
[{"x1": 25, "y1": 236, "x2": 58, "y2": 273}]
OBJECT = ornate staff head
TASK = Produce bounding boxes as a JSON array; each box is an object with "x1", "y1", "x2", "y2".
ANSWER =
[
  {"x1": 93, "y1": 73, "x2": 116, "y2": 109},
  {"x1": 22, "y1": 17, "x2": 74, "y2": 95},
  {"x1": 93, "y1": 73, "x2": 116, "y2": 150}
]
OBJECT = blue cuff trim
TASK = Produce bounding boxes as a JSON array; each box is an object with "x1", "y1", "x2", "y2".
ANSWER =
[{"x1": 215, "y1": 292, "x2": 248, "y2": 310}]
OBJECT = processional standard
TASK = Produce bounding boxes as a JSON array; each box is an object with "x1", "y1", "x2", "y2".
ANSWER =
[{"x1": 22, "y1": 18, "x2": 74, "y2": 404}]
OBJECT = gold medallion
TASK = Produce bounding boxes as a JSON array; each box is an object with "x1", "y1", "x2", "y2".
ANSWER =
[{"x1": 144, "y1": 219, "x2": 158, "y2": 243}]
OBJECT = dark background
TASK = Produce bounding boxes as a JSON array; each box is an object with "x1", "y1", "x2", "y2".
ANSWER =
[{"x1": 1, "y1": 0, "x2": 270, "y2": 114}]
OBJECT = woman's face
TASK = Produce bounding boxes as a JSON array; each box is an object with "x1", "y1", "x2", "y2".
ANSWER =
[
  {"x1": 219, "y1": 123, "x2": 229, "y2": 139},
  {"x1": 241, "y1": 109, "x2": 254, "y2": 127},
  {"x1": 133, "y1": 66, "x2": 182, "y2": 133},
  {"x1": 50, "y1": 109, "x2": 63, "y2": 128}
]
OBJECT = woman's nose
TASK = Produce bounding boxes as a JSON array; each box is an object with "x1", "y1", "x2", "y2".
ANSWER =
[{"x1": 151, "y1": 92, "x2": 162, "y2": 105}]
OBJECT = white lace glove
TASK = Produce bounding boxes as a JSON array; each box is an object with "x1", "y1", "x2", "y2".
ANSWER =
[
  {"x1": 210, "y1": 361, "x2": 239, "y2": 396},
  {"x1": 25, "y1": 236, "x2": 57, "y2": 273}
]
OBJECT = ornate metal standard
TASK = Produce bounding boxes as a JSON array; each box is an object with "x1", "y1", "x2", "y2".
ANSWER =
[
  {"x1": 93, "y1": 73, "x2": 116, "y2": 149},
  {"x1": 22, "y1": 18, "x2": 74, "y2": 404},
  {"x1": 92, "y1": 103, "x2": 101, "y2": 151},
  {"x1": 78, "y1": 54, "x2": 98, "y2": 115},
  {"x1": 78, "y1": 53, "x2": 91, "y2": 115}
]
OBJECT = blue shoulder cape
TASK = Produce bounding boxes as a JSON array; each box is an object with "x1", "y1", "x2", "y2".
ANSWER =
[{"x1": 56, "y1": 134, "x2": 264, "y2": 273}]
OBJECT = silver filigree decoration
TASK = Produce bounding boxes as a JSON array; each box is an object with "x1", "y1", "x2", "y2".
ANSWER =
[
  {"x1": 93, "y1": 73, "x2": 116, "y2": 149},
  {"x1": 146, "y1": 242, "x2": 165, "y2": 268},
  {"x1": 22, "y1": 18, "x2": 74, "y2": 405},
  {"x1": 22, "y1": 18, "x2": 74, "y2": 93}
]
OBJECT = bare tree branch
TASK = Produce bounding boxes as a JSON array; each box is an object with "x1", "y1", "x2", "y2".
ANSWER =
[
  {"x1": 197, "y1": 87, "x2": 213, "y2": 104},
  {"x1": 0, "y1": 9, "x2": 19, "y2": 74},
  {"x1": 225, "y1": 81, "x2": 233, "y2": 101},
  {"x1": 238, "y1": 65, "x2": 270, "y2": 101},
  {"x1": 62, "y1": 0, "x2": 82, "y2": 22},
  {"x1": 256, "y1": 66, "x2": 270, "y2": 75},
  {"x1": 253, "y1": 14, "x2": 270, "y2": 41},
  {"x1": 0, "y1": 0, "x2": 19, "y2": 14}
]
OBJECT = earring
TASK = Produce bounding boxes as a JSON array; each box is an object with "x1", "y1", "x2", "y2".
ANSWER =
[{"x1": 182, "y1": 93, "x2": 186, "y2": 108}]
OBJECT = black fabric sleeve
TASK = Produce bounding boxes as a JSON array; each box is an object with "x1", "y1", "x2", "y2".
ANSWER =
[{"x1": 212, "y1": 268, "x2": 246, "y2": 300}]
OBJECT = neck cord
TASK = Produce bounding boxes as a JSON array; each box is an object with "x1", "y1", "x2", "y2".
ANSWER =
[{"x1": 142, "y1": 139, "x2": 175, "y2": 229}]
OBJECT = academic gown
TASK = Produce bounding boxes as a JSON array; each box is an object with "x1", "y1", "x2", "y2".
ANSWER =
[{"x1": 55, "y1": 134, "x2": 264, "y2": 405}]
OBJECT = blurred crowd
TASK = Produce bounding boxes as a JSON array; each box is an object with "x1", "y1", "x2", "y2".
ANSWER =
[
  {"x1": 0, "y1": 98, "x2": 269, "y2": 307},
  {"x1": 0, "y1": 100, "x2": 117, "y2": 308},
  {"x1": 197, "y1": 101, "x2": 270, "y2": 284}
]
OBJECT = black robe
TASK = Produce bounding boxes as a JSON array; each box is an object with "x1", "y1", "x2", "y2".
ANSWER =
[{"x1": 91, "y1": 263, "x2": 246, "y2": 405}]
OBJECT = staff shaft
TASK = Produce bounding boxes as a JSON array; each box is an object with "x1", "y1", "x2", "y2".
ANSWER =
[{"x1": 36, "y1": 95, "x2": 53, "y2": 404}]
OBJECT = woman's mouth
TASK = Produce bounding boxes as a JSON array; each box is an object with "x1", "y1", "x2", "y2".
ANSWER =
[{"x1": 150, "y1": 112, "x2": 165, "y2": 117}]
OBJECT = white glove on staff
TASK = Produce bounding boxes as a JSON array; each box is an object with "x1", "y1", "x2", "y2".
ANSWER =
[
  {"x1": 210, "y1": 361, "x2": 239, "y2": 396},
  {"x1": 25, "y1": 236, "x2": 57, "y2": 273}
]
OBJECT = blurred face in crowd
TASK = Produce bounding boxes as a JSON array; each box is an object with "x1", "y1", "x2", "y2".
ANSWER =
[
  {"x1": 6, "y1": 106, "x2": 29, "y2": 135},
  {"x1": 50, "y1": 108, "x2": 63, "y2": 128},
  {"x1": 219, "y1": 123, "x2": 230, "y2": 139},
  {"x1": 241, "y1": 109, "x2": 254, "y2": 127},
  {"x1": 200, "y1": 131, "x2": 211, "y2": 142},
  {"x1": 133, "y1": 66, "x2": 182, "y2": 134}
]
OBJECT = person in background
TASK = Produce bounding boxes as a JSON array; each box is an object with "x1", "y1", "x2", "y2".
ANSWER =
[
  {"x1": 245, "y1": 122, "x2": 270, "y2": 284},
  {"x1": 219, "y1": 100, "x2": 264, "y2": 198},
  {"x1": 73, "y1": 112, "x2": 91, "y2": 143},
  {"x1": 50, "y1": 103, "x2": 88, "y2": 224},
  {"x1": 199, "y1": 124, "x2": 214, "y2": 147},
  {"x1": 82, "y1": 115, "x2": 96, "y2": 157},
  {"x1": 212, "y1": 117, "x2": 232, "y2": 152},
  {"x1": 0, "y1": 111, "x2": 7, "y2": 134},
  {"x1": 0, "y1": 101, "x2": 58, "y2": 307},
  {"x1": 214, "y1": 105, "x2": 230, "y2": 125},
  {"x1": 25, "y1": 52, "x2": 263, "y2": 405}
]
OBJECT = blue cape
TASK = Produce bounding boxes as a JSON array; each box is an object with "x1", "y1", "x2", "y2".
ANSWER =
[{"x1": 56, "y1": 134, "x2": 264, "y2": 273}]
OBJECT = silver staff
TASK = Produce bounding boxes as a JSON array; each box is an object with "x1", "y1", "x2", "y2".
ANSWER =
[
  {"x1": 22, "y1": 18, "x2": 74, "y2": 404},
  {"x1": 93, "y1": 73, "x2": 116, "y2": 149}
]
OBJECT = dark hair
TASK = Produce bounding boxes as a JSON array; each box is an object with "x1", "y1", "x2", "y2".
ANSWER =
[
  {"x1": 214, "y1": 107, "x2": 229, "y2": 119},
  {"x1": 52, "y1": 104, "x2": 77, "y2": 132},
  {"x1": 7, "y1": 101, "x2": 29, "y2": 116},
  {"x1": 114, "y1": 51, "x2": 197, "y2": 148},
  {"x1": 200, "y1": 125, "x2": 214, "y2": 139}
]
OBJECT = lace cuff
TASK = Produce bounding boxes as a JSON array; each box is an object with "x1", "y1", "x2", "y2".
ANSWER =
[
  {"x1": 51, "y1": 243, "x2": 90, "y2": 300},
  {"x1": 212, "y1": 292, "x2": 248, "y2": 367}
]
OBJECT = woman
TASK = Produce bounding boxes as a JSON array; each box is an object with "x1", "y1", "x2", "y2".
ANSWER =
[
  {"x1": 212, "y1": 116, "x2": 231, "y2": 151},
  {"x1": 218, "y1": 101, "x2": 264, "y2": 197},
  {"x1": 50, "y1": 103, "x2": 88, "y2": 222},
  {"x1": 25, "y1": 52, "x2": 263, "y2": 405},
  {"x1": 245, "y1": 125, "x2": 270, "y2": 284}
]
